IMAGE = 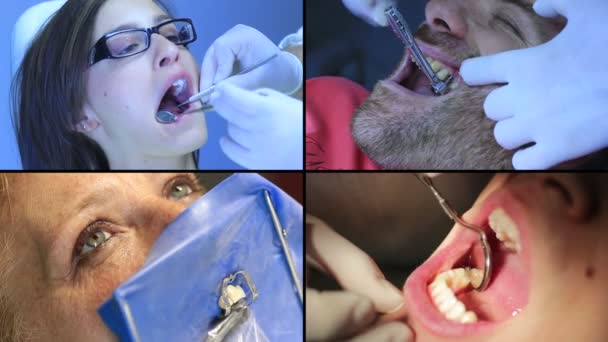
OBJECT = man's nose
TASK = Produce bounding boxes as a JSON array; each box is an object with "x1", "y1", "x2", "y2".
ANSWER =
[{"x1": 425, "y1": 0, "x2": 468, "y2": 39}]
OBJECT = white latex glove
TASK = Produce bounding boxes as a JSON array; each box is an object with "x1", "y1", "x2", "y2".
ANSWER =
[
  {"x1": 200, "y1": 24, "x2": 302, "y2": 96},
  {"x1": 209, "y1": 83, "x2": 303, "y2": 170},
  {"x1": 306, "y1": 215, "x2": 413, "y2": 342},
  {"x1": 342, "y1": 0, "x2": 396, "y2": 27},
  {"x1": 460, "y1": 0, "x2": 608, "y2": 170}
]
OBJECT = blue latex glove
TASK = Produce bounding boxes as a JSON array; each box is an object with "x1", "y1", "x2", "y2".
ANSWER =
[
  {"x1": 342, "y1": 0, "x2": 396, "y2": 26},
  {"x1": 209, "y1": 83, "x2": 303, "y2": 170},
  {"x1": 460, "y1": 0, "x2": 608, "y2": 169},
  {"x1": 200, "y1": 25, "x2": 302, "y2": 96}
]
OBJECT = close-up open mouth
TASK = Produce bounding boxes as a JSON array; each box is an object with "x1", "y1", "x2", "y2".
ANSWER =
[
  {"x1": 157, "y1": 73, "x2": 196, "y2": 118},
  {"x1": 385, "y1": 40, "x2": 463, "y2": 98},
  {"x1": 404, "y1": 185, "x2": 531, "y2": 338}
]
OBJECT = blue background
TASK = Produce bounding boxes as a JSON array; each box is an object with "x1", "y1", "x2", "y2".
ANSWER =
[{"x1": 0, "y1": 0, "x2": 302, "y2": 169}]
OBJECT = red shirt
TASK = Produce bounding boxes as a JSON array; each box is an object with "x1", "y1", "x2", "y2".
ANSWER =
[{"x1": 306, "y1": 77, "x2": 380, "y2": 170}]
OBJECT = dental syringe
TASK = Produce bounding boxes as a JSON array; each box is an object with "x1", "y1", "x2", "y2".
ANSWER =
[{"x1": 385, "y1": 6, "x2": 453, "y2": 95}]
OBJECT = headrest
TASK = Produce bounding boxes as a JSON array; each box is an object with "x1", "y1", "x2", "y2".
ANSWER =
[{"x1": 11, "y1": 0, "x2": 67, "y2": 76}]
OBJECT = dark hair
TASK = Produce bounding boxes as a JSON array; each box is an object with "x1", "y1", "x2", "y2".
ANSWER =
[{"x1": 11, "y1": 0, "x2": 198, "y2": 170}]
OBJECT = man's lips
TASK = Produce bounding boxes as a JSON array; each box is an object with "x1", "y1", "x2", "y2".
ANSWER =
[{"x1": 404, "y1": 186, "x2": 531, "y2": 338}]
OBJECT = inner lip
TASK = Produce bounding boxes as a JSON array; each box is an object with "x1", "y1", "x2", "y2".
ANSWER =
[
  {"x1": 388, "y1": 40, "x2": 462, "y2": 97},
  {"x1": 403, "y1": 187, "x2": 531, "y2": 338},
  {"x1": 158, "y1": 74, "x2": 194, "y2": 116}
]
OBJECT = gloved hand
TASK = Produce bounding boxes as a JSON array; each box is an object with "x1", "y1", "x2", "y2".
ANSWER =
[
  {"x1": 209, "y1": 83, "x2": 303, "y2": 170},
  {"x1": 200, "y1": 24, "x2": 302, "y2": 96},
  {"x1": 306, "y1": 214, "x2": 413, "y2": 341},
  {"x1": 460, "y1": 0, "x2": 608, "y2": 169},
  {"x1": 342, "y1": 0, "x2": 396, "y2": 27}
]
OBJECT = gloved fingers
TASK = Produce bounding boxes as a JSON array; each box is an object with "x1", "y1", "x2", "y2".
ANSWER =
[
  {"x1": 369, "y1": 1, "x2": 391, "y2": 27},
  {"x1": 210, "y1": 83, "x2": 271, "y2": 119},
  {"x1": 306, "y1": 214, "x2": 405, "y2": 314},
  {"x1": 200, "y1": 44, "x2": 237, "y2": 92},
  {"x1": 305, "y1": 288, "x2": 376, "y2": 341},
  {"x1": 460, "y1": 49, "x2": 526, "y2": 86},
  {"x1": 494, "y1": 118, "x2": 533, "y2": 150},
  {"x1": 349, "y1": 322, "x2": 414, "y2": 342},
  {"x1": 483, "y1": 86, "x2": 516, "y2": 121},
  {"x1": 219, "y1": 136, "x2": 254, "y2": 168},
  {"x1": 226, "y1": 124, "x2": 256, "y2": 148},
  {"x1": 512, "y1": 143, "x2": 562, "y2": 170},
  {"x1": 253, "y1": 87, "x2": 285, "y2": 98},
  {"x1": 200, "y1": 45, "x2": 217, "y2": 92}
]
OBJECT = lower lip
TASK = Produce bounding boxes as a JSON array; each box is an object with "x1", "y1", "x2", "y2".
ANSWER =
[{"x1": 403, "y1": 187, "x2": 531, "y2": 338}]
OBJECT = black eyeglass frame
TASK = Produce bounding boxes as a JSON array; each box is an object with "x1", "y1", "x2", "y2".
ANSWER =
[{"x1": 87, "y1": 18, "x2": 197, "y2": 67}]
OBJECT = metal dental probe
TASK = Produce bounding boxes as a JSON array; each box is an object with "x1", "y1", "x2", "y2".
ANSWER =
[
  {"x1": 415, "y1": 174, "x2": 492, "y2": 291},
  {"x1": 384, "y1": 6, "x2": 453, "y2": 95},
  {"x1": 155, "y1": 53, "x2": 279, "y2": 123}
]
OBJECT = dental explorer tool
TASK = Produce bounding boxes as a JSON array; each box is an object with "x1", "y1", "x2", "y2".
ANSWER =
[
  {"x1": 415, "y1": 174, "x2": 492, "y2": 291},
  {"x1": 384, "y1": 6, "x2": 453, "y2": 95},
  {"x1": 264, "y1": 190, "x2": 303, "y2": 305},
  {"x1": 155, "y1": 53, "x2": 279, "y2": 124}
]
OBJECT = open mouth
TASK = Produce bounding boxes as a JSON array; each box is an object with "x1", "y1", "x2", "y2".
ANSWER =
[
  {"x1": 158, "y1": 76, "x2": 194, "y2": 116},
  {"x1": 388, "y1": 40, "x2": 462, "y2": 97},
  {"x1": 404, "y1": 187, "x2": 531, "y2": 338}
]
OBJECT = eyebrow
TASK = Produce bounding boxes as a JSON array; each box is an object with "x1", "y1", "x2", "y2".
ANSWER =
[{"x1": 110, "y1": 14, "x2": 172, "y2": 33}]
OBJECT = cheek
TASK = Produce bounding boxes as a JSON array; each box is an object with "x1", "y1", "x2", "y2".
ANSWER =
[
  {"x1": 474, "y1": 30, "x2": 519, "y2": 55},
  {"x1": 86, "y1": 67, "x2": 149, "y2": 118}
]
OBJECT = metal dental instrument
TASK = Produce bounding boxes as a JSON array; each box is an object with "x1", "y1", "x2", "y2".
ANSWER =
[
  {"x1": 207, "y1": 271, "x2": 258, "y2": 342},
  {"x1": 384, "y1": 6, "x2": 453, "y2": 95},
  {"x1": 263, "y1": 190, "x2": 303, "y2": 305},
  {"x1": 155, "y1": 53, "x2": 280, "y2": 123},
  {"x1": 415, "y1": 174, "x2": 492, "y2": 291}
]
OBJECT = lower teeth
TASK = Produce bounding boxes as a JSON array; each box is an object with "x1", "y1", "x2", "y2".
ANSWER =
[{"x1": 428, "y1": 267, "x2": 482, "y2": 324}]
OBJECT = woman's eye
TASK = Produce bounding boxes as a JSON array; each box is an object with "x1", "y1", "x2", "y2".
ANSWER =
[
  {"x1": 80, "y1": 230, "x2": 112, "y2": 256},
  {"x1": 165, "y1": 34, "x2": 179, "y2": 43},
  {"x1": 170, "y1": 182, "x2": 193, "y2": 199},
  {"x1": 119, "y1": 43, "x2": 140, "y2": 55}
]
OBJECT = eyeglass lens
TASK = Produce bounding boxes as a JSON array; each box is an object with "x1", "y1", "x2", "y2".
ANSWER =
[{"x1": 105, "y1": 20, "x2": 194, "y2": 58}]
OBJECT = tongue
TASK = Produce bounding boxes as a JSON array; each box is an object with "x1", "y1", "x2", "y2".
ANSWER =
[
  {"x1": 406, "y1": 69, "x2": 435, "y2": 96},
  {"x1": 158, "y1": 94, "x2": 179, "y2": 113}
]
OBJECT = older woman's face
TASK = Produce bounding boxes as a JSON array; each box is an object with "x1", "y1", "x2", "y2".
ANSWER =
[
  {"x1": 1, "y1": 173, "x2": 204, "y2": 340},
  {"x1": 403, "y1": 174, "x2": 608, "y2": 341},
  {"x1": 84, "y1": 0, "x2": 207, "y2": 163}
]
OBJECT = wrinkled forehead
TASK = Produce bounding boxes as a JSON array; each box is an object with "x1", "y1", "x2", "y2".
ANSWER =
[{"x1": 92, "y1": 0, "x2": 170, "y2": 41}]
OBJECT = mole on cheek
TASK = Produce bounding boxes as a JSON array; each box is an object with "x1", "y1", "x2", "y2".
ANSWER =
[
  {"x1": 585, "y1": 265, "x2": 595, "y2": 279},
  {"x1": 104, "y1": 91, "x2": 108, "y2": 97}
]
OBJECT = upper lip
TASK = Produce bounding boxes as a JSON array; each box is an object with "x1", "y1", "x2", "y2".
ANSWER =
[
  {"x1": 403, "y1": 183, "x2": 531, "y2": 338},
  {"x1": 157, "y1": 70, "x2": 196, "y2": 114}
]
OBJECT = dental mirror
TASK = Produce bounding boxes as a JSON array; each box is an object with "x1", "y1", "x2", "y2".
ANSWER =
[{"x1": 155, "y1": 53, "x2": 279, "y2": 124}]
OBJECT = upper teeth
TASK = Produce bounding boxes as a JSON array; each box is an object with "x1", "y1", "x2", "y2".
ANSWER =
[
  {"x1": 425, "y1": 56, "x2": 459, "y2": 90},
  {"x1": 488, "y1": 208, "x2": 521, "y2": 253},
  {"x1": 171, "y1": 79, "x2": 187, "y2": 97}
]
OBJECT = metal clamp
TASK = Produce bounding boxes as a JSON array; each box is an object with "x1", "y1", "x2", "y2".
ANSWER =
[{"x1": 206, "y1": 271, "x2": 258, "y2": 342}]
